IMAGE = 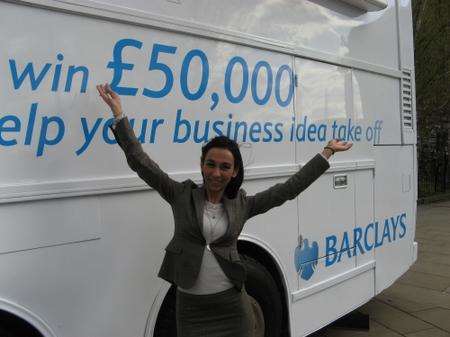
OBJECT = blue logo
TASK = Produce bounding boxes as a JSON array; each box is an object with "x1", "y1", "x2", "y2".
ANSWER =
[
  {"x1": 294, "y1": 212, "x2": 408, "y2": 281},
  {"x1": 294, "y1": 236, "x2": 319, "y2": 280}
]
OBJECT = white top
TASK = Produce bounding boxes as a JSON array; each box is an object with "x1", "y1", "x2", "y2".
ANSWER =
[{"x1": 177, "y1": 201, "x2": 234, "y2": 294}]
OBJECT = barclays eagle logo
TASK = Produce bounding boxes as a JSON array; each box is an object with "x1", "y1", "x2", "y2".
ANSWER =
[{"x1": 294, "y1": 236, "x2": 319, "y2": 280}]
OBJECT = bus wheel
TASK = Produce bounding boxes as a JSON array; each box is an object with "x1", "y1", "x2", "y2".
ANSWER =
[
  {"x1": 0, "y1": 327, "x2": 14, "y2": 337},
  {"x1": 242, "y1": 254, "x2": 283, "y2": 337},
  {"x1": 0, "y1": 311, "x2": 43, "y2": 337},
  {"x1": 153, "y1": 286, "x2": 177, "y2": 337}
]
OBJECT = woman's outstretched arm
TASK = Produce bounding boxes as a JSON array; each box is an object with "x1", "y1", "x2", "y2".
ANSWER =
[
  {"x1": 245, "y1": 140, "x2": 352, "y2": 219},
  {"x1": 97, "y1": 83, "x2": 184, "y2": 204}
]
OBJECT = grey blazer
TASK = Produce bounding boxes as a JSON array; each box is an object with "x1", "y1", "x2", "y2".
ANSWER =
[{"x1": 111, "y1": 117, "x2": 330, "y2": 291}]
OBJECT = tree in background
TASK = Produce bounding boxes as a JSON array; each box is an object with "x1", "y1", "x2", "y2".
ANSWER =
[{"x1": 412, "y1": 0, "x2": 449, "y2": 196}]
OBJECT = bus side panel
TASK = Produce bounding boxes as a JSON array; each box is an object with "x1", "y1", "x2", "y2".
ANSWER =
[
  {"x1": 291, "y1": 56, "x2": 380, "y2": 336},
  {"x1": 242, "y1": 176, "x2": 301, "y2": 298},
  {"x1": 373, "y1": 145, "x2": 416, "y2": 293},
  {"x1": 0, "y1": 191, "x2": 170, "y2": 337},
  {"x1": 353, "y1": 70, "x2": 402, "y2": 146},
  {"x1": 352, "y1": 69, "x2": 415, "y2": 292},
  {"x1": 297, "y1": 172, "x2": 356, "y2": 263},
  {"x1": 396, "y1": 0, "x2": 415, "y2": 71},
  {"x1": 0, "y1": 197, "x2": 101, "y2": 254},
  {"x1": 355, "y1": 170, "x2": 376, "y2": 267},
  {"x1": 291, "y1": 268, "x2": 375, "y2": 337}
]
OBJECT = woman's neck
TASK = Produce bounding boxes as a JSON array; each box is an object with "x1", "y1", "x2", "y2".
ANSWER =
[{"x1": 206, "y1": 189, "x2": 223, "y2": 204}]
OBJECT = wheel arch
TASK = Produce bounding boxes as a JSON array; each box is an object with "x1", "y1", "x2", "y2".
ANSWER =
[
  {"x1": 0, "y1": 298, "x2": 56, "y2": 337},
  {"x1": 238, "y1": 238, "x2": 292, "y2": 337}
]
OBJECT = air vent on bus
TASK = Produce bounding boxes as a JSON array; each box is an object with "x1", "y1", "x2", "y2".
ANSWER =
[{"x1": 401, "y1": 69, "x2": 414, "y2": 130}]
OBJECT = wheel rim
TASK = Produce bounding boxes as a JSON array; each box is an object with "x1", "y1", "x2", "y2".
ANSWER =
[{"x1": 248, "y1": 295, "x2": 265, "y2": 337}]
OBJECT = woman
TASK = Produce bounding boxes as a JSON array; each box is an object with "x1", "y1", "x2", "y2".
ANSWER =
[{"x1": 96, "y1": 83, "x2": 352, "y2": 337}]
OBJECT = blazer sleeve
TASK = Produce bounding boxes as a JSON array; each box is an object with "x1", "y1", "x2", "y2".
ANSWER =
[
  {"x1": 245, "y1": 153, "x2": 330, "y2": 219},
  {"x1": 110, "y1": 117, "x2": 184, "y2": 204}
]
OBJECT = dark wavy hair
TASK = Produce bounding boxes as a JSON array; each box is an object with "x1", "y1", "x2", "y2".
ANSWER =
[{"x1": 200, "y1": 136, "x2": 244, "y2": 199}]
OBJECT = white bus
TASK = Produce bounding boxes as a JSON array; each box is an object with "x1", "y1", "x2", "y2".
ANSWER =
[{"x1": 0, "y1": 0, "x2": 417, "y2": 336}]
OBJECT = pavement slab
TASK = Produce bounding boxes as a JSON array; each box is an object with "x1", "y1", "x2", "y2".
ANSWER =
[
  {"x1": 405, "y1": 328, "x2": 450, "y2": 337},
  {"x1": 376, "y1": 293, "x2": 438, "y2": 313},
  {"x1": 416, "y1": 242, "x2": 450, "y2": 255},
  {"x1": 397, "y1": 270, "x2": 450, "y2": 291},
  {"x1": 410, "y1": 261, "x2": 450, "y2": 278},
  {"x1": 419, "y1": 252, "x2": 450, "y2": 267},
  {"x1": 381, "y1": 283, "x2": 450, "y2": 309},
  {"x1": 311, "y1": 320, "x2": 403, "y2": 337},
  {"x1": 411, "y1": 307, "x2": 450, "y2": 332},
  {"x1": 426, "y1": 233, "x2": 450, "y2": 240},
  {"x1": 357, "y1": 299, "x2": 434, "y2": 334}
]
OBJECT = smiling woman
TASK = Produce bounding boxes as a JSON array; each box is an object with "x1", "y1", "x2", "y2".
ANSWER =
[{"x1": 95, "y1": 83, "x2": 352, "y2": 337}]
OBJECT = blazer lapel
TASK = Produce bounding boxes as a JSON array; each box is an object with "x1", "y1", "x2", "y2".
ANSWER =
[{"x1": 192, "y1": 186, "x2": 205, "y2": 236}]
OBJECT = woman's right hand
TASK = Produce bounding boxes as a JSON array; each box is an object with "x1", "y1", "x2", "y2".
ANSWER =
[{"x1": 96, "y1": 83, "x2": 123, "y2": 119}]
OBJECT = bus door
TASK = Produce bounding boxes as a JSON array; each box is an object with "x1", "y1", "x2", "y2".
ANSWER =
[{"x1": 291, "y1": 58, "x2": 376, "y2": 336}]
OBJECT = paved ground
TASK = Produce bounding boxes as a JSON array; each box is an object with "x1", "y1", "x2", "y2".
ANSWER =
[{"x1": 310, "y1": 200, "x2": 450, "y2": 337}]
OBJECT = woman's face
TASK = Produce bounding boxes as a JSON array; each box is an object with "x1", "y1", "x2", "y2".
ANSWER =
[{"x1": 201, "y1": 147, "x2": 238, "y2": 194}]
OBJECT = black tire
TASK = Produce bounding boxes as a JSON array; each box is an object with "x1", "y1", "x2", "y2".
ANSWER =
[
  {"x1": 0, "y1": 326, "x2": 15, "y2": 337},
  {"x1": 242, "y1": 254, "x2": 283, "y2": 337},
  {"x1": 153, "y1": 286, "x2": 177, "y2": 337},
  {"x1": 0, "y1": 313, "x2": 43, "y2": 337}
]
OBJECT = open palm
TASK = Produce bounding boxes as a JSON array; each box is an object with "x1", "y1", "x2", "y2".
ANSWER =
[
  {"x1": 327, "y1": 139, "x2": 353, "y2": 153},
  {"x1": 96, "y1": 83, "x2": 123, "y2": 118}
]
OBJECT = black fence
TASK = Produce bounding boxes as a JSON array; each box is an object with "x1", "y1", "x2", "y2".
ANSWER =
[{"x1": 418, "y1": 127, "x2": 450, "y2": 197}]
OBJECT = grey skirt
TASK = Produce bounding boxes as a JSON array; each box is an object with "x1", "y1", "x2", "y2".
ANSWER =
[{"x1": 176, "y1": 286, "x2": 254, "y2": 337}]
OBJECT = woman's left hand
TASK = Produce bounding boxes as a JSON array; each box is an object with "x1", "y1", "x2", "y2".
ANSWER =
[
  {"x1": 327, "y1": 139, "x2": 353, "y2": 152},
  {"x1": 321, "y1": 139, "x2": 353, "y2": 159}
]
